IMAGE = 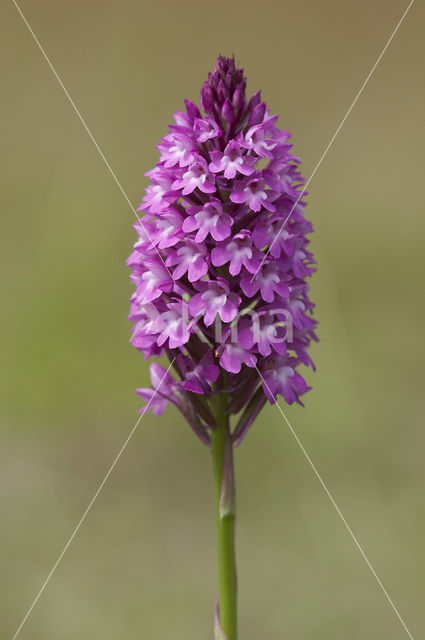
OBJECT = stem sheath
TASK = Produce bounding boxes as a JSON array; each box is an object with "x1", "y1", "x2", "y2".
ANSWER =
[{"x1": 211, "y1": 394, "x2": 237, "y2": 640}]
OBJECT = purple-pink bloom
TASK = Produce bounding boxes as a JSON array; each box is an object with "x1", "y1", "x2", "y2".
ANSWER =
[
  {"x1": 264, "y1": 159, "x2": 305, "y2": 198},
  {"x1": 193, "y1": 117, "x2": 222, "y2": 143},
  {"x1": 147, "y1": 210, "x2": 184, "y2": 249},
  {"x1": 140, "y1": 167, "x2": 179, "y2": 213},
  {"x1": 151, "y1": 301, "x2": 192, "y2": 349},
  {"x1": 177, "y1": 352, "x2": 219, "y2": 394},
  {"x1": 157, "y1": 131, "x2": 196, "y2": 168},
  {"x1": 240, "y1": 262, "x2": 290, "y2": 303},
  {"x1": 165, "y1": 240, "x2": 208, "y2": 282},
  {"x1": 209, "y1": 140, "x2": 256, "y2": 179},
  {"x1": 211, "y1": 231, "x2": 261, "y2": 276},
  {"x1": 189, "y1": 279, "x2": 240, "y2": 326},
  {"x1": 172, "y1": 157, "x2": 216, "y2": 195},
  {"x1": 183, "y1": 198, "x2": 233, "y2": 242},
  {"x1": 219, "y1": 342, "x2": 257, "y2": 374},
  {"x1": 129, "y1": 301, "x2": 162, "y2": 357},
  {"x1": 128, "y1": 56, "x2": 317, "y2": 445},
  {"x1": 230, "y1": 175, "x2": 277, "y2": 213},
  {"x1": 132, "y1": 258, "x2": 173, "y2": 304},
  {"x1": 238, "y1": 311, "x2": 288, "y2": 357},
  {"x1": 261, "y1": 357, "x2": 310, "y2": 405},
  {"x1": 136, "y1": 363, "x2": 177, "y2": 416},
  {"x1": 239, "y1": 119, "x2": 279, "y2": 158},
  {"x1": 252, "y1": 215, "x2": 294, "y2": 259}
]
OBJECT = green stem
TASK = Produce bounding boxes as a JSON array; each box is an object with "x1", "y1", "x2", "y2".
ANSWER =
[{"x1": 211, "y1": 394, "x2": 237, "y2": 640}]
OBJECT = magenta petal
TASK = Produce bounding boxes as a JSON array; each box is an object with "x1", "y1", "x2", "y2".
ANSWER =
[
  {"x1": 212, "y1": 218, "x2": 231, "y2": 241},
  {"x1": 240, "y1": 276, "x2": 259, "y2": 298},
  {"x1": 189, "y1": 293, "x2": 205, "y2": 317},
  {"x1": 219, "y1": 299, "x2": 237, "y2": 323},
  {"x1": 211, "y1": 246, "x2": 228, "y2": 267},
  {"x1": 187, "y1": 257, "x2": 208, "y2": 282},
  {"x1": 238, "y1": 326, "x2": 254, "y2": 349},
  {"x1": 182, "y1": 216, "x2": 198, "y2": 233},
  {"x1": 229, "y1": 190, "x2": 246, "y2": 204},
  {"x1": 184, "y1": 379, "x2": 204, "y2": 394},
  {"x1": 220, "y1": 347, "x2": 242, "y2": 374}
]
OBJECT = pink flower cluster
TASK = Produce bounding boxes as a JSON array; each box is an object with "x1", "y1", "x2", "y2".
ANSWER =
[{"x1": 128, "y1": 56, "x2": 317, "y2": 445}]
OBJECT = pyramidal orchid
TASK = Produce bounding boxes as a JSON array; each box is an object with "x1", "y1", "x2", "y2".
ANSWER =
[{"x1": 127, "y1": 56, "x2": 317, "y2": 639}]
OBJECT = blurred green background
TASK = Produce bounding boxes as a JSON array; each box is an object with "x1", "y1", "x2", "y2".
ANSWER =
[{"x1": 1, "y1": 0, "x2": 424, "y2": 638}]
